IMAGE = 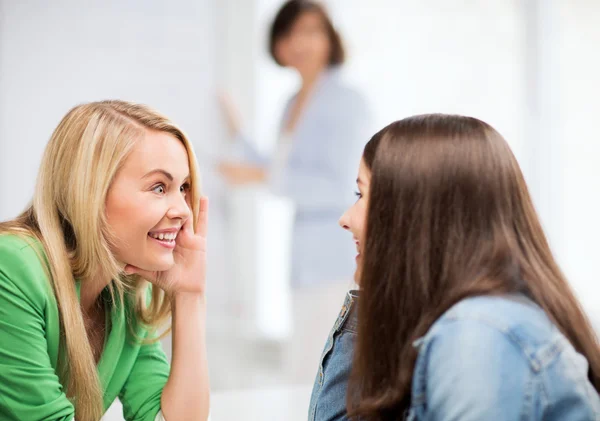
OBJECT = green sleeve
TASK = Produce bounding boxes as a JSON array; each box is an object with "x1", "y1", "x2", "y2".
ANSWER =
[
  {"x1": 0, "y1": 241, "x2": 75, "y2": 421},
  {"x1": 119, "y1": 331, "x2": 170, "y2": 421}
]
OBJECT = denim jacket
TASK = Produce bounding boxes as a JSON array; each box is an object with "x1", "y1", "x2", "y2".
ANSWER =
[
  {"x1": 309, "y1": 290, "x2": 359, "y2": 421},
  {"x1": 309, "y1": 293, "x2": 600, "y2": 421}
]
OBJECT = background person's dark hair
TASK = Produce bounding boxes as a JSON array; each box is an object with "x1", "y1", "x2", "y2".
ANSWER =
[
  {"x1": 348, "y1": 114, "x2": 600, "y2": 420},
  {"x1": 269, "y1": 0, "x2": 345, "y2": 67}
]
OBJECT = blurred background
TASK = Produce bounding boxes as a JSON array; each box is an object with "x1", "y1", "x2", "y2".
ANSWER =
[{"x1": 1, "y1": 0, "x2": 599, "y2": 419}]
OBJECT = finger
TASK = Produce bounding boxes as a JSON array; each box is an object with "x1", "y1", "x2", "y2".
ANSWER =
[
  {"x1": 196, "y1": 196, "x2": 209, "y2": 237},
  {"x1": 180, "y1": 203, "x2": 194, "y2": 237}
]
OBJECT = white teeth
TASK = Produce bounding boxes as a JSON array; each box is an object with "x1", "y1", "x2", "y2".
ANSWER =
[{"x1": 149, "y1": 232, "x2": 177, "y2": 241}]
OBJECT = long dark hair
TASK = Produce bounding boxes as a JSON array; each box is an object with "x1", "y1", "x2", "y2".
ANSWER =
[{"x1": 348, "y1": 114, "x2": 600, "y2": 420}]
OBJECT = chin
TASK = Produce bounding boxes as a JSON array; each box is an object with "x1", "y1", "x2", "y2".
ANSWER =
[
  {"x1": 134, "y1": 254, "x2": 175, "y2": 272},
  {"x1": 152, "y1": 258, "x2": 176, "y2": 272},
  {"x1": 353, "y1": 268, "x2": 362, "y2": 285}
]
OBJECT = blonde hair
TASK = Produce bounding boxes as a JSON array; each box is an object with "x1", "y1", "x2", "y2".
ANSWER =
[{"x1": 0, "y1": 100, "x2": 201, "y2": 421}]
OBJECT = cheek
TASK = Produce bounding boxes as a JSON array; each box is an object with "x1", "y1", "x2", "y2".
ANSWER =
[
  {"x1": 275, "y1": 42, "x2": 290, "y2": 65},
  {"x1": 313, "y1": 37, "x2": 330, "y2": 59},
  {"x1": 354, "y1": 205, "x2": 367, "y2": 237},
  {"x1": 106, "y1": 196, "x2": 160, "y2": 252}
]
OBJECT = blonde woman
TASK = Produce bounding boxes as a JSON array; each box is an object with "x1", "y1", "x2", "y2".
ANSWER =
[{"x1": 0, "y1": 100, "x2": 209, "y2": 421}]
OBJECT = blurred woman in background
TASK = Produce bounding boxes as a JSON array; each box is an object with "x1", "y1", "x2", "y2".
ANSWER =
[
  {"x1": 310, "y1": 114, "x2": 600, "y2": 420},
  {"x1": 219, "y1": 0, "x2": 371, "y2": 286},
  {"x1": 219, "y1": 0, "x2": 371, "y2": 384}
]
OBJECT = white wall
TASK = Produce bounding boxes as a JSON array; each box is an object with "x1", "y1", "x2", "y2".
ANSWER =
[
  {"x1": 330, "y1": 0, "x2": 525, "y2": 152},
  {"x1": 559, "y1": 0, "x2": 600, "y2": 318},
  {"x1": 0, "y1": 0, "x2": 223, "y2": 220}
]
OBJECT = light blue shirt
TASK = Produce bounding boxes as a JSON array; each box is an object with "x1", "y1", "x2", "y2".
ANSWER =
[{"x1": 239, "y1": 69, "x2": 371, "y2": 286}]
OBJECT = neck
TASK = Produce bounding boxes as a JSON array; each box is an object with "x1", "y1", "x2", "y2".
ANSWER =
[
  {"x1": 79, "y1": 276, "x2": 111, "y2": 314},
  {"x1": 299, "y1": 66, "x2": 327, "y2": 93}
]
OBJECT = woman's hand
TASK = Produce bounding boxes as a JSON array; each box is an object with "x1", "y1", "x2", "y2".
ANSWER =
[
  {"x1": 125, "y1": 197, "x2": 209, "y2": 296},
  {"x1": 218, "y1": 161, "x2": 267, "y2": 185}
]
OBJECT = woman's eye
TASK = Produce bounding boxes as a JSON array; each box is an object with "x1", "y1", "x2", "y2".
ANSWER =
[
  {"x1": 180, "y1": 183, "x2": 190, "y2": 193},
  {"x1": 152, "y1": 184, "x2": 166, "y2": 194},
  {"x1": 354, "y1": 191, "x2": 362, "y2": 199}
]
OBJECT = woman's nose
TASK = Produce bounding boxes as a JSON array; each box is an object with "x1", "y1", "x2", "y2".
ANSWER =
[
  {"x1": 168, "y1": 194, "x2": 191, "y2": 221},
  {"x1": 339, "y1": 210, "x2": 351, "y2": 231}
]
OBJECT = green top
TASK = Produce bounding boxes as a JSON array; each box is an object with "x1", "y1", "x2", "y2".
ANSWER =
[{"x1": 0, "y1": 234, "x2": 170, "y2": 421}]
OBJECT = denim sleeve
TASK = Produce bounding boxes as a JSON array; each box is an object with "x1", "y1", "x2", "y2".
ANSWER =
[
  {"x1": 309, "y1": 294, "x2": 357, "y2": 421},
  {"x1": 414, "y1": 320, "x2": 531, "y2": 421},
  {"x1": 311, "y1": 330, "x2": 354, "y2": 421},
  {"x1": 539, "y1": 338, "x2": 600, "y2": 420}
]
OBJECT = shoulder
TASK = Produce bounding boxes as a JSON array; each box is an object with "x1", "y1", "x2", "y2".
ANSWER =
[
  {"x1": 319, "y1": 69, "x2": 369, "y2": 110},
  {"x1": 410, "y1": 298, "x2": 540, "y2": 418},
  {"x1": 412, "y1": 297, "x2": 600, "y2": 419},
  {"x1": 413, "y1": 295, "x2": 564, "y2": 397},
  {"x1": 0, "y1": 233, "x2": 47, "y2": 274},
  {"x1": 0, "y1": 233, "x2": 53, "y2": 308},
  {"x1": 412, "y1": 317, "x2": 532, "y2": 419},
  {"x1": 434, "y1": 294, "x2": 558, "y2": 346},
  {"x1": 416, "y1": 297, "x2": 540, "y2": 372}
]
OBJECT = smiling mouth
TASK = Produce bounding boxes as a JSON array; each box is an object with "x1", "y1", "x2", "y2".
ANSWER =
[
  {"x1": 147, "y1": 230, "x2": 179, "y2": 249},
  {"x1": 148, "y1": 231, "x2": 177, "y2": 242}
]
